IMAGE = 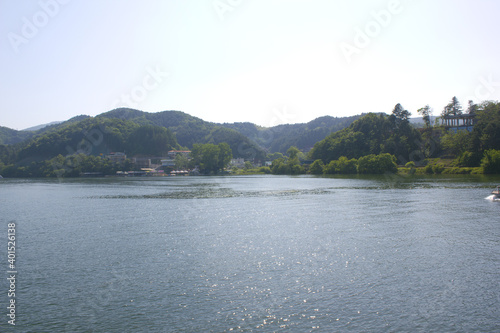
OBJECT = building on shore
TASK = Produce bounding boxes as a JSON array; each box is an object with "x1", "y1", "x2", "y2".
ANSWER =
[
  {"x1": 441, "y1": 114, "x2": 476, "y2": 132},
  {"x1": 168, "y1": 150, "x2": 191, "y2": 159},
  {"x1": 107, "y1": 152, "x2": 127, "y2": 164},
  {"x1": 230, "y1": 158, "x2": 245, "y2": 168},
  {"x1": 161, "y1": 150, "x2": 191, "y2": 169}
]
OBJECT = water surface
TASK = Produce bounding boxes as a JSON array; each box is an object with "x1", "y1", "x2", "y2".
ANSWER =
[{"x1": 0, "y1": 175, "x2": 499, "y2": 332}]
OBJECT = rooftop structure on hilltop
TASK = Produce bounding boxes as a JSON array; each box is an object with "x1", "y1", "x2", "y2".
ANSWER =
[{"x1": 441, "y1": 114, "x2": 476, "y2": 132}]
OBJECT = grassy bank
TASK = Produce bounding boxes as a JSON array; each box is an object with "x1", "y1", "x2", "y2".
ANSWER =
[{"x1": 399, "y1": 158, "x2": 484, "y2": 175}]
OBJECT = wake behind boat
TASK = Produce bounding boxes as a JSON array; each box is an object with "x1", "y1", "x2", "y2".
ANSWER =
[{"x1": 486, "y1": 186, "x2": 500, "y2": 202}]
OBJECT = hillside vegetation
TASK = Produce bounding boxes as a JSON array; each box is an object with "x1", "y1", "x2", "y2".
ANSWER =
[
  {"x1": 97, "y1": 109, "x2": 266, "y2": 160},
  {"x1": 1, "y1": 99, "x2": 500, "y2": 177},
  {"x1": 221, "y1": 114, "x2": 361, "y2": 153},
  {"x1": 309, "y1": 106, "x2": 421, "y2": 164}
]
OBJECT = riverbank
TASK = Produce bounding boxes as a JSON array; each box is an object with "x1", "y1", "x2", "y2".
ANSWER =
[{"x1": 399, "y1": 158, "x2": 484, "y2": 175}]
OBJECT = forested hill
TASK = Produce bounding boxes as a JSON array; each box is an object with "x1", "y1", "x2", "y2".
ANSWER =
[
  {"x1": 97, "y1": 108, "x2": 266, "y2": 160},
  {"x1": 0, "y1": 108, "x2": 364, "y2": 170},
  {"x1": 309, "y1": 111, "x2": 422, "y2": 164},
  {"x1": 0, "y1": 126, "x2": 33, "y2": 145},
  {"x1": 220, "y1": 115, "x2": 362, "y2": 153},
  {"x1": 0, "y1": 109, "x2": 268, "y2": 167},
  {"x1": 97, "y1": 108, "x2": 361, "y2": 154},
  {"x1": 8, "y1": 118, "x2": 179, "y2": 165},
  {"x1": 0, "y1": 115, "x2": 90, "y2": 145}
]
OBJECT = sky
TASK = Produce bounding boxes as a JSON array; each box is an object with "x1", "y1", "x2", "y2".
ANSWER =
[{"x1": 1, "y1": 0, "x2": 500, "y2": 130}]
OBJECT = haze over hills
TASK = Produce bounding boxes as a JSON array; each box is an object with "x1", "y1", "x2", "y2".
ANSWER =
[
  {"x1": 0, "y1": 115, "x2": 91, "y2": 145},
  {"x1": 2, "y1": 100, "x2": 500, "y2": 177},
  {"x1": 220, "y1": 115, "x2": 362, "y2": 153},
  {"x1": 0, "y1": 126, "x2": 33, "y2": 145},
  {"x1": 0, "y1": 109, "x2": 411, "y2": 177},
  {"x1": 23, "y1": 121, "x2": 64, "y2": 132}
]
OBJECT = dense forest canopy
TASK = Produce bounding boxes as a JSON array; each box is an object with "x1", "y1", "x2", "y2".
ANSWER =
[
  {"x1": 442, "y1": 100, "x2": 500, "y2": 169},
  {"x1": 1, "y1": 100, "x2": 500, "y2": 177},
  {"x1": 221, "y1": 114, "x2": 362, "y2": 153},
  {"x1": 97, "y1": 108, "x2": 266, "y2": 159},
  {"x1": 0, "y1": 126, "x2": 33, "y2": 145},
  {"x1": 190, "y1": 142, "x2": 233, "y2": 174},
  {"x1": 309, "y1": 105, "x2": 422, "y2": 164}
]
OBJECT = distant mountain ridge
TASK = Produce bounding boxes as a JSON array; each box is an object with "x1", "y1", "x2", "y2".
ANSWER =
[
  {"x1": 96, "y1": 109, "x2": 267, "y2": 159},
  {"x1": 409, "y1": 116, "x2": 438, "y2": 127},
  {"x1": 1, "y1": 109, "x2": 364, "y2": 165},
  {"x1": 23, "y1": 121, "x2": 63, "y2": 132},
  {"x1": 0, "y1": 126, "x2": 33, "y2": 145},
  {"x1": 1, "y1": 115, "x2": 91, "y2": 145},
  {"x1": 96, "y1": 108, "x2": 362, "y2": 153},
  {"x1": 221, "y1": 115, "x2": 362, "y2": 153}
]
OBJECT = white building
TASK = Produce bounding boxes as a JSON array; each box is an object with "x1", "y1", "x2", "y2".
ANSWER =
[
  {"x1": 107, "y1": 152, "x2": 126, "y2": 164},
  {"x1": 230, "y1": 158, "x2": 245, "y2": 167}
]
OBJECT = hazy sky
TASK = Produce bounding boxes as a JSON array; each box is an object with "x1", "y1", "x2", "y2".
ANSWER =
[{"x1": 1, "y1": 0, "x2": 500, "y2": 130}]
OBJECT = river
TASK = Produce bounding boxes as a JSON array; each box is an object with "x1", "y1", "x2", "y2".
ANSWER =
[{"x1": 0, "y1": 174, "x2": 499, "y2": 332}]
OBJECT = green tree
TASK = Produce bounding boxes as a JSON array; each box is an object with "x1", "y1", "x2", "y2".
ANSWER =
[
  {"x1": 309, "y1": 159, "x2": 324, "y2": 175},
  {"x1": 442, "y1": 96, "x2": 462, "y2": 117},
  {"x1": 267, "y1": 152, "x2": 284, "y2": 161},
  {"x1": 217, "y1": 142, "x2": 232, "y2": 171},
  {"x1": 126, "y1": 124, "x2": 177, "y2": 156},
  {"x1": 190, "y1": 142, "x2": 232, "y2": 174},
  {"x1": 174, "y1": 153, "x2": 189, "y2": 170},
  {"x1": 357, "y1": 153, "x2": 397, "y2": 174},
  {"x1": 191, "y1": 143, "x2": 218, "y2": 174},
  {"x1": 270, "y1": 155, "x2": 304, "y2": 175},
  {"x1": 441, "y1": 130, "x2": 471, "y2": 156},
  {"x1": 309, "y1": 112, "x2": 422, "y2": 164},
  {"x1": 324, "y1": 156, "x2": 358, "y2": 174},
  {"x1": 286, "y1": 146, "x2": 303, "y2": 174},
  {"x1": 405, "y1": 161, "x2": 415, "y2": 168},
  {"x1": 481, "y1": 149, "x2": 500, "y2": 174},
  {"x1": 466, "y1": 100, "x2": 478, "y2": 115},
  {"x1": 457, "y1": 151, "x2": 480, "y2": 167},
  {"x1": 391, "y1": 103, "x2": 411, "y2": 123},
  {"x1": 471, "y1": 101, "x2": 500, "y2": 152},
  {"x1": 258, "y1": 166, "x2": 271, "y2": 174},
  {"x1": 270, "y1": 158, "x2": 289, "y2": 174},
  {"x1": 405, "y1": 161, "x2": 416, "y2": 175},
  {"x1": 417, "y1": 105, "x2": 432, "y2": 128},
  {"x1": 244, "y1": 161, "x2": 253, "y2": 170},
  {"x1": 287, "y1": 146, "x2": 300, "y2": 160},
  {"x1": 337, "y1": 156, "x2": 358, "y2": 174}
]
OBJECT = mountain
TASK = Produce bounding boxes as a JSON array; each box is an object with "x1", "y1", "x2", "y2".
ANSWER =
[
  {"x1": 2, "y1": 109, "x2": 267, "y2": 165},
  {"x1": 97, "y1": 108, "x2": 267, "y2": 160},
  {"x1": 23, "y1": 121, "x2": 63, "y2": 132},
  {"x1": 1, "y1": 108, "x2": 361, "y2": 172},
  {"x1": 14, "y1": 117, "x2": 179, "y2": 164},
  {"x1": 409, "y1": 116, "x2": 439, "y2": 127},
  {"x1": 0, "y1": 115, "x2": 91, "y2": 146},
  {"x1": 222, "y1": 115, "x2": 362, "y2": 153},
  {"x1": 309, "y1": 113, "x2": 423, "y2": 163},
  {"x1": 0, "y1": 126, "x2": 33, "y2": 145},
  {"x1": 35, "y1": 115, "x2": 91, "y2": 134},
  {"x1": 97, "y1": 108, "x2": 361, "y2": 155}
]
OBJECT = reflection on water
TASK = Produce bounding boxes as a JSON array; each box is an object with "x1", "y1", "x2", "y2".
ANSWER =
[
  {"x1": 96, "y1": 187, "x2": 331, "y2": 199},
  {"x1": 0, "y1": 174, "x2": 499, "y2": 332}
]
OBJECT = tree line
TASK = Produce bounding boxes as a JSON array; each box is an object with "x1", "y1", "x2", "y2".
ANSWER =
[
  {"x1": 308, "y1": 103, "x2": 421, "y2": 164},
  {"x1": 277, "y1": 98, "x2": 500, "y2": 175},
  {"x1": 1, "y1": 99, "x2": 500, "y2": 177}
]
